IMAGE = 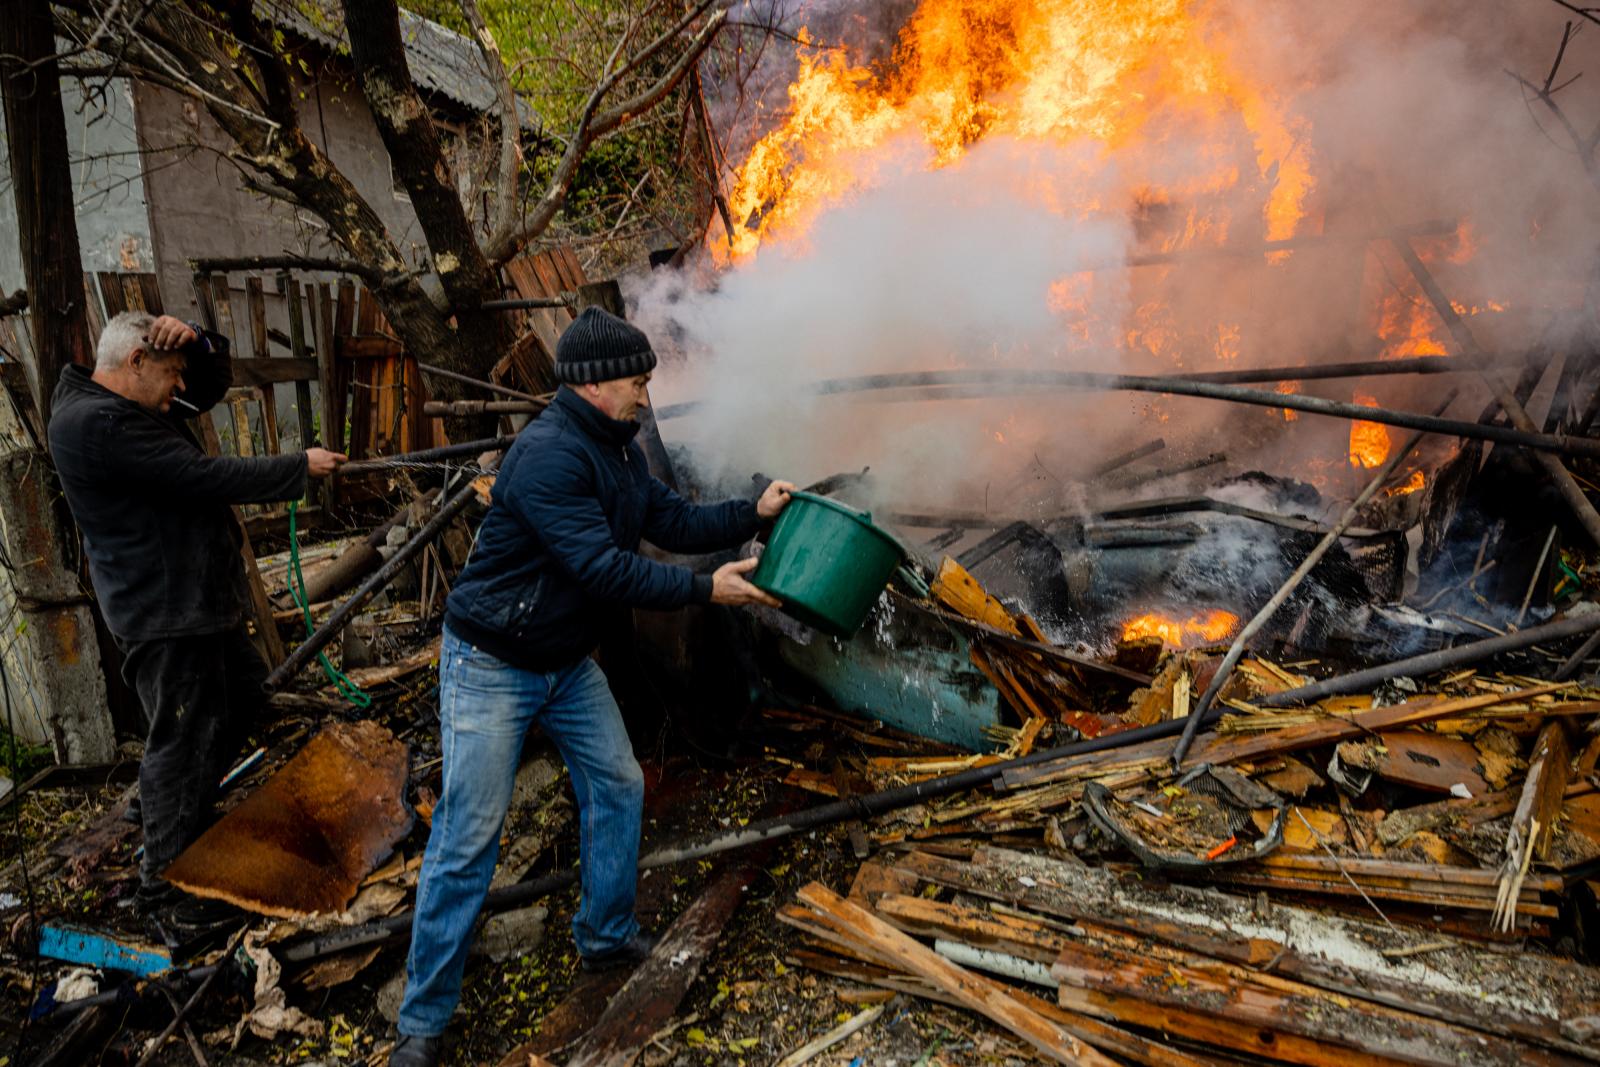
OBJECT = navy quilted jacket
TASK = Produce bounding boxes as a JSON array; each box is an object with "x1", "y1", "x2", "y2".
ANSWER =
[{"x1": 444, "y1": 387, "x2": 758, "y2": 671}]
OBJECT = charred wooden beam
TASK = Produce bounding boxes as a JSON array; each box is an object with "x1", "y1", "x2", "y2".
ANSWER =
[
  {"x1": 1492, "y1": 719, "x2": 1572, "y2": 932},
  {"x1": 1387, "y1": 230, "x2": 1600, "y2": 546}
]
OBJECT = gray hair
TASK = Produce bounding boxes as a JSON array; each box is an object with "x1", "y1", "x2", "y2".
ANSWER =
[{"x1": 96, "y1": 311, "x2": 157, "y2": 371}]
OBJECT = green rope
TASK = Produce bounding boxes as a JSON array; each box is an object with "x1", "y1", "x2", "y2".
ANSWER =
[{"x1": 288, "y1": 499, "x2": 371, "y2": 708}]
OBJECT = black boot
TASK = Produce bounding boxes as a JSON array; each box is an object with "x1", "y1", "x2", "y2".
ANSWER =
[
  {"x1": 580, "y1": 931, "x2": 660, "y2": 973},
  {"x1": 388, "y1": 1034, "x2": 443, "y2": 1067}
]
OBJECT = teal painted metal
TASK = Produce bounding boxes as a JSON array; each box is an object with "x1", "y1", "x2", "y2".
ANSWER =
[
  {"x1": 39, "y1": 922, "x2": 172, "y2": 976},
  {"x1": 775, "y1": 590, "x2": 1004, "y2": 751}
]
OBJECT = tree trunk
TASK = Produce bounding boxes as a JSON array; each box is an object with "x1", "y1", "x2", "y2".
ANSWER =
[{"x1": 0, "y1": 0, "x2": 94, "y2": 427}]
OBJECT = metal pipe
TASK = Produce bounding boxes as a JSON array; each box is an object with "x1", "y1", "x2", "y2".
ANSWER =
[
  {"x1": 264, "y1": 468, "x2": 496, "y2": 690},
  {"x1": 423, "y1": 400, "x2": 545, "y2": 417},
  {"x1": 416, "y1": 361, "x2": 540, "y2": 402},
  {"x1": 1258, "y1": 610, "x2": 1600, "y2": 707},
  {"x1": 656, "y1": 368, "x2": 1600, "y2": 459},
  {"x1": 482, "y1": 296, "x2": 574, "y2": 311},
  {"x1": 336, "y1": 437, "x2": 515, "y2": 477}
]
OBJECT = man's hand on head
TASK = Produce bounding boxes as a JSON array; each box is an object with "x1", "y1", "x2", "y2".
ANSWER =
[
  {"x1": 710, "y1": 556, "x2": 781, "y2": 608},
  {"x1": 145, "y1": 315, "x2": 198, "y2": 352},
  {"x1": 757, "y1": 480, "x2": 796, "y2": 520},
  {"x1": 305, "y1": 448, "x2": 348, "y2": 478}
]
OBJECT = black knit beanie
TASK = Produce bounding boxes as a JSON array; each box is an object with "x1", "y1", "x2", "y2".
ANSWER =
[{"x1": 555, "y1": 307, "x2": 657, "y2": 384}]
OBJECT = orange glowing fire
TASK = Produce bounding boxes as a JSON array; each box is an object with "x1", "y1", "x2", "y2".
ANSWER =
[
  {"x1": 1348, "y1": 393, "x2": 1391, "y2": 469},
  {"x1": 1386, "y1": 470, "x2": 1426, "y2": 496},
  {"x1": 1122, "y1": 609, "x2": 1239, "y2": 647},
  {"x1": 724, "y1": 0, "x2": 1314, "y2": 260}
]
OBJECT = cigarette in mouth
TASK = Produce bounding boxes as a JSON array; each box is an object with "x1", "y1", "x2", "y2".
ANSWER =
[{"x1": 170, "y1": 396, "x2": 200, "y2": 413}]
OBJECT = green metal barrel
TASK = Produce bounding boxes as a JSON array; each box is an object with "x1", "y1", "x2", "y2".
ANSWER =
[{"x1": 751, "y1": 491, "x2": 905, "y2": 638}]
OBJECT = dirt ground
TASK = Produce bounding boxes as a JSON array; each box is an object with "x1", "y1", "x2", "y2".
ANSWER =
[{"x1": 0, "y1": 679, "x2": 1042, "y2": 1067}]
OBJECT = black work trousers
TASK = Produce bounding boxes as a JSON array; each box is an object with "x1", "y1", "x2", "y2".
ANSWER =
[{"x1": 117, "y1": 625, "x2": 266, "y2": 886}]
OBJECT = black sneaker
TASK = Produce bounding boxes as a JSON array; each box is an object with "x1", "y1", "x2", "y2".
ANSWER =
[
  {"x1": 388, "y1": 1033, "x2": 443, "y2": 1067},
  {"x1": 580, "y1": 932, "x2": 660, "y2": 973},
  {"x1": 133, "y1": 880, "x2": 179, "y2": 916}
]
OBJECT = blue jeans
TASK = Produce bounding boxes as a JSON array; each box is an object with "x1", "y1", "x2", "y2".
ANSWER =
[{"x1": 397, "y1": 626, "x2": 645, "y2": 1038}]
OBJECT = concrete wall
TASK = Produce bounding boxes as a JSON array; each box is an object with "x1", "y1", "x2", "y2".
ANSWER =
[
  {"x1": 133, "y1": 69, "x2": 433, "y2": 321},
  {"x1": 0, "y1": 75, "x2": 155, "y2": 294}
]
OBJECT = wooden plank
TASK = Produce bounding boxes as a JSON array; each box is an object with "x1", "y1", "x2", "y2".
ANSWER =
[
  {"x1": 1000, "y1": 683, "x2": 1565, "y2": 792},
  {"x1": 315, "y1": 282, "x2": 343, "y2": 490},
  {"x1": 787, "y1": 946, "x2": 1210, "y2": 1067},
  {"x1": 229, "y1": 357, "x2": 320, "y2": 387},
  {"x1": 287, "y1": 278, "x2": 315, "y2": 453},
  {"x1": 886, "y1": 846, "x2": 1593, "y2": 1054},
  {"x1": 244, "y1": 276, "x2": 279, "y2": 455},
  {"x1": 80, "y1": 272, "x2": 105, "y2": 344},
  {"x1": 564, "y1": 863, "x2": 762, "y2": 1067},
  {"x1": 336, "y1": 335, "x2": 405, "y2": 360},
  {"x1": 1495, "y1": 720, "x2": 1574, "y2": 932},
  {"x1": 334, "y1": 278, "x2": 356, "y2": 339},
  {"x1": 1050, "y1": 937, "x2": 1569, "y2": 1067},
  {"x1": 1336, "y1": 731, "x2": 1489, "y2": 795},
  {"x1": 135, "y1": 273, "x2": 163, "y2": 314},
  {"x1": 120, "y1": 274, "x2": 146, "y2": 313},
  {"x1": 556, "y1": 245, "x2": 588, "y2": 289},
  {"x1": 794, "y1": 882, "x2": 1118, "y2": 1066},
  {"x1": 97, "y1": 272, "x2": 127, "y2": 316}
]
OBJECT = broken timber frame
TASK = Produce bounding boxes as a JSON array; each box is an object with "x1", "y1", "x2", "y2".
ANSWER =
[{"x1": 1385, "y1": 228, "x2": 1600, "y2": 547}]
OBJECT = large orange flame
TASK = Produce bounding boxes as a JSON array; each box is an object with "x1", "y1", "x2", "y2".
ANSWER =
[
  {"x1": 1348, "y1": 393, "x2": 1391, "y2": 469},
  {"x1": 725, "y1": 0, "x2": 1314, "y2": 260},
  {"x1": 1122, "y1": 609, "x2": 1239, "y2": 647}
]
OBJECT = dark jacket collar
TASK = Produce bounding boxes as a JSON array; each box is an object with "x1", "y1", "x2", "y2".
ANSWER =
[{"x1": 554, "y1": 385, "x2": 640, "y2": 448}]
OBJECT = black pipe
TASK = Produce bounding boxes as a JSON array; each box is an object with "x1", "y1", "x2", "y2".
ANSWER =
[
  {"x1": 655, "y1": 368, "x2": 1600, "y2": 460},
  {"x1": 337, "y1": 437, "x2": 515, "y2": 477},
  {"x1": 482, "y1": 297, "x2": 573, "y2": 311},
  {"x1": 264, "y1": 470, "x2": 493, "y2": 689},
  {"x1": 1258, "y1": 610, "x2": 1600, "y2": 707},
  {"x1": 415, "y1": 362, "x2": 540, "y2": 402}
]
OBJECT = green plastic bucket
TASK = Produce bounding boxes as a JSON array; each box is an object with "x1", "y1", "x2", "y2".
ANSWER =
[{"x1": 751, "y1": 491, "x2": 906, "y2": 638}]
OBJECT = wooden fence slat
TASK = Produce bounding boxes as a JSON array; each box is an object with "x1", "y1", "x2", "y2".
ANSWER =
[
  {"x1": 244, "y1": 276, "x2": 280, "y2": 455},
  {"x1": 315, "y1": 282, "x2": 342, "y2": 455}
]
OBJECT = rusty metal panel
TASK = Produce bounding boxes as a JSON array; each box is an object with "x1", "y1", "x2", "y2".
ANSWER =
[{"x1": 164, "y1": 721, "x2": 412, "y2": 918}]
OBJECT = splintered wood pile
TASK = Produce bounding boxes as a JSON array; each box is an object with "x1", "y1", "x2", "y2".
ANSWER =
[{"x1": 773, "y1": 556, "x2": 1600, "y2": 1063}]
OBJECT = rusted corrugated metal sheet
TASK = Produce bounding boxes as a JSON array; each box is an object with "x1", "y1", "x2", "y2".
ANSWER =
[{"x1": 164, "y1": 720, "x2": 412, "y2": 918}]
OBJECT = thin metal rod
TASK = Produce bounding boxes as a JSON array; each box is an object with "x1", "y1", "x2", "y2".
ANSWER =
[
  {"x1": 1257, "y1": 610, "x2": 1600, "y2": 707},
  {"x1": 1174, "y1": 392, "x2": 1456, "y2": 767},
  {"x1": 264, "y1": 468, "x2": 496, "y2": 690},
  {"x1": 657, "y1": 368, "x2": 1600, "y2": 459},
  {"x1": 416, "y1": 361, "x2": 540, "y2": 401},
  {"x1": 1515, "y1": 526, "x2": 1559, "y2": 627},
  {"x1": 336, "y1": 437, "x2": 515, "y2": 476}
]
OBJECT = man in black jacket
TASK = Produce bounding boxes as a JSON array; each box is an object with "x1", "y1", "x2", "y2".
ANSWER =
[
  {"x1": 48, "y1": 311, "x2": 345, "y2": 914},
  {"x1": 390, "y1": 308, "x2": 791, "y2": 1067}
]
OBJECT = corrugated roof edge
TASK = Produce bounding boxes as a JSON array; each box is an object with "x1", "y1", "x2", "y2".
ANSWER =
[{"x1": 256, "y1": 0, "x2": 541, "y2": 131}]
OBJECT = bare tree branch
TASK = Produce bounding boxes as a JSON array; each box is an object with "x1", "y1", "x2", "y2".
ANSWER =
[
  {"x1": 486, "y1": 6, "x2": 727, "y2": 266},
  {"x1": 1508, "y1": 68, "x2": 1600, "y2": 189},
  {"x1": 1547, "y1": 0, "x2": 1600, "y2": 28},
  {"x1": 458, "y1": 0, "x2": 522, "y2": 246}
]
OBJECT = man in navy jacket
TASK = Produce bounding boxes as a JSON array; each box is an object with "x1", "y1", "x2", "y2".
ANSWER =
[
  {"x1": 49, "y1": 311, "x2": 345, "y2": 919},
  {"x1": 392, "y1": 308, "x2": 792, "y2": 1066}
]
